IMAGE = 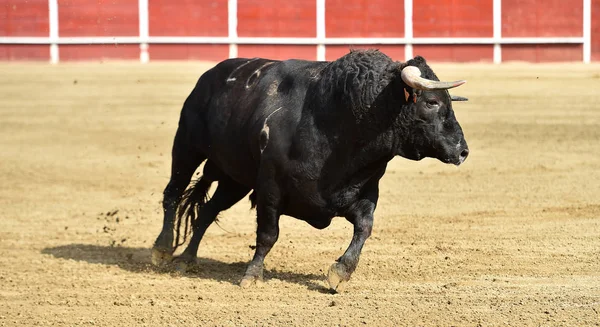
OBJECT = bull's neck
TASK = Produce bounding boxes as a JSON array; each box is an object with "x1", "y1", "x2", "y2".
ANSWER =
[
  {"x1": 294, "y1": 99, "x2": 396, "y2": 192},
  {"x1": 293, "y1": 60, "x2": 403, "y2": 187}
]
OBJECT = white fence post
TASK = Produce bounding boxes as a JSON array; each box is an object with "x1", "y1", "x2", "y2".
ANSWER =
[
  {"x1": 493, "y1": 0, "x2": 502, "y2": 64},
  {"x1": 139, "y1": 0, "x2": 149, "y2": 63},
  {"x1": 583, "y1": 0, "x2": 591, "y2": 63},
  {"x1": 404, "y1": 0, "x2": 413, "y2": 61},
  {"x1": 228, "y1": 0, "x2": 238, "y2": 58},
  {"x1": 48, "y1": 0, "x2": 59, "y2": 64},
  {"x1": 316, "y1": 0, "x2": 326, "y2": 61}
]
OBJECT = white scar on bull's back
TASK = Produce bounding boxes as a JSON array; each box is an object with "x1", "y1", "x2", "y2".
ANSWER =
[
  {"x1": 308, "y1": 67, "x2": 322, "y2": 80},
  {"x1": 260, "y1": 107, "x2": 283, "y2": 154},
  {"x1": 226, "y1": 58, "x2": 259, "y2": 83},
  {"x1": 246, "y1": 62, "x2": 275, "y2": 89},
  {"x1": 267, "y1": 80, "x2": 279, "y2": 96}
]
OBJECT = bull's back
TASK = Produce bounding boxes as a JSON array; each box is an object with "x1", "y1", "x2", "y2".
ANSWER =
[{"x1": 187, "y1": 57, "x2": 328, "y2": 187}]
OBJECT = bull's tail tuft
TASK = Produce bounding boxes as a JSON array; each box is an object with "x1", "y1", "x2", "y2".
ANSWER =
[
  {"x1": 173, "y1": 178, "x2": 212, "y2": 250},
  {"x1": 249, "y1": 190, "x2": 257, "y2": 209}
]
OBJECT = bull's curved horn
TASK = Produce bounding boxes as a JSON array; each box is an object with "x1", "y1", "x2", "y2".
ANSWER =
[
  {"x1": 401, "y1": 66, "x2": 466, "y2": 90},
  {"x1": 451, "y1": 95, "x2": 469, "y2": 101}
]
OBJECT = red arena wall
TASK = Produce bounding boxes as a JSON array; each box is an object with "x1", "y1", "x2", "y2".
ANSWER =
[
  {"x1": 413, "y1": 0, "x2": 494, "y2": 62},
  {"x1": 325, "y1": 0, "x2": 405, "y2": 61},
  {"x1": 237, "y1": 0, "x2": 316, "y2": 59},
  {"x1": 1, "y1": 0, "x2": 599, "y2": 63},
  {"x1": 58, "y1": 0, "x2": 138, "y2": 36},
  {"x1": 0, "y1": 0, "x2": 49, "y2": 60},
  {"x1": 57, "y1": 0, "x2": 139, "y2": 60},
  {"x1": 502, "y1": 0, "x2": 583, "y2": 62},
  {"x1": 593, "y1": 0, "x2": 600, "y2": 61},
  {"x1": 1, "y1": 0, "x2": 48, "y2": 36},
  {"x1": 147, "y1": 0, "x2": 229, "y2": 61},
  {"x1": 149, "y1": 0, "x2": 228, "y2": 36},
  {"x1": 325, "y1": 0, "x2": 405, "y2": 37}
]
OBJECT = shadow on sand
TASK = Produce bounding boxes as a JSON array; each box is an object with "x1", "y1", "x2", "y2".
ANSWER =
[{"x1": 41, "y1": 244, "x2": 332, "y2": 293}]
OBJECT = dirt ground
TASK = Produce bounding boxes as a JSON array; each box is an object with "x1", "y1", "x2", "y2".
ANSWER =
[{"x1": 0, "y1": 60, "x2": 599, "y2": 327}]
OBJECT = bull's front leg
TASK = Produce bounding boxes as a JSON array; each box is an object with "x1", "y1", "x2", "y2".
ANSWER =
[{"x1": 328, "y1": 193, "x2": 377, "y2": 293}]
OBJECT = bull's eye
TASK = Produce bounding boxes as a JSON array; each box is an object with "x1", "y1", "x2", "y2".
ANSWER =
[{"x1": 426, "y1": 100, "x2": 440, "y2": 109}]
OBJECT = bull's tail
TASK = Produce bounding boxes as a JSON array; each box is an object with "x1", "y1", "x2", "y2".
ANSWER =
[{"x1": 173, "y1": 178, "x2": 212, "y2": 250}]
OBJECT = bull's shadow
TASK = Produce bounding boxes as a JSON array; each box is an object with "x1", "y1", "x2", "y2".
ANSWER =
[{"x1": 41, "y1": 244, "x2": 331, "y2": 293}]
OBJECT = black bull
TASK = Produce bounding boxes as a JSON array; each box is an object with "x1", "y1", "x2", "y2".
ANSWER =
[{"x1": 151, "y1": 50, "x2": 469, "y2": 292}]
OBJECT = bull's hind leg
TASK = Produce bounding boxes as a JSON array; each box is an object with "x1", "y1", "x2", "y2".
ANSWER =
[
  {"x1": 151, "y1": 130, "x2": 206, "y2": 266},
  {"x1": 173, "y1": 172, "x2": 251, "y2": 272},
  {"x1": 240, "y1": 179, "x2": 282, "y2": 288}
]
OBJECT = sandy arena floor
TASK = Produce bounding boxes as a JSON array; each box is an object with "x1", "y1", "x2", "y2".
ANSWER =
[{"x1": 0, "y1": 60, "x2": 599, "y2": 326}]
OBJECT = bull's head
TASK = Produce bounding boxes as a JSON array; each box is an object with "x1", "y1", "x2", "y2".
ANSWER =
[{"x1": 396, "y1": 56, "x2": 469, "y2": 166}]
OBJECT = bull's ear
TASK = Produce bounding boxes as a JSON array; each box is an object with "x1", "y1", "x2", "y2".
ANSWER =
[{"x1": 451, "y1": 95, "x2": 468, "y2": 101}]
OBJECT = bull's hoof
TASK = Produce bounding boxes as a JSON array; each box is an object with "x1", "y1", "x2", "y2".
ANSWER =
[
  {"x1": 151, "y1": 247, "x2": 173, "y2": 266},
  {"x1": 239, "y1": 274, "x2": 264, "y2": 288},
  {"x1": 172, "y1": 255, "x2": 197, "y2": 272},
  {"x1": 327, "y1": 263, "x2": 350, "y2": 293}
]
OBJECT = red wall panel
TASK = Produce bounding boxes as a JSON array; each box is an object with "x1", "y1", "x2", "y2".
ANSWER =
[
  {"x1": 149, "y1": 44, "x2": 229, "y2": 61},
  {"x1": 502, "y1": 44, "x2": 583, "y2": 62},
  {"x1": 413, "y1": 44, "x2": 493, "y2": 62},
  {"x1": 502, "y1": 0, "x2": 582, "y2": 37},
  {"x1": 237, "y1": 45, "x2": 316, "y2": 60},
  {"x1": 326, "y1": 45, "x2": 405, "y2": 61},
  {"x1": 0, "y1": 0, "x2": 598, "y2": 62},
  {"x1": 0, "y1": 0, "x2": 48, "y2": 36},
  {"x1": 0, "y1": 45, "x2": 48, "y2": 60},
  {"x1": 149, "y1": 0, "x2": 228, "y2": 36},
  {"x1": 326, "y1": 0, "x2": 404, "y2": 37},
  {"x1": 413, "y1": 0, "x2": 493, "y2": 37},
  {"x1": 58, "y1": 0, "x2": 138, "y2": 36},
  {"x1": 59, "y1": 44, "x2": 139, "y2": 61},
  {"x1": 238, "y1": 0, "x2": 315, "y2": 37},
  {"x1": 593, "y1": 0, "x2": 600, "y2": 61}
]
